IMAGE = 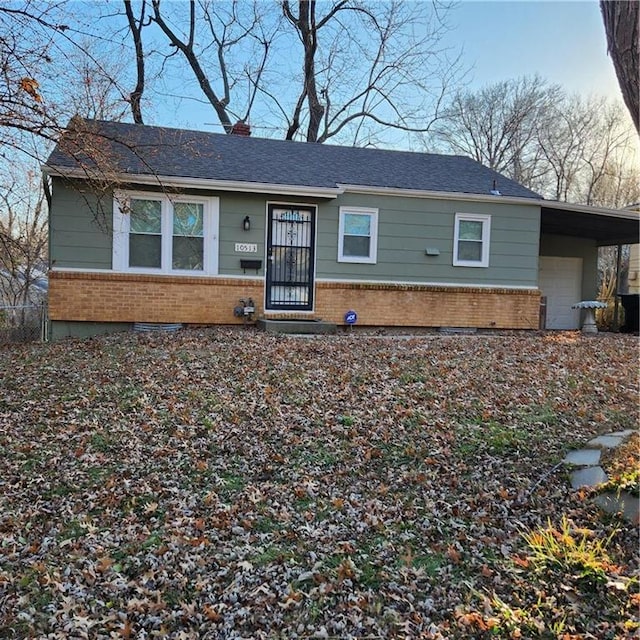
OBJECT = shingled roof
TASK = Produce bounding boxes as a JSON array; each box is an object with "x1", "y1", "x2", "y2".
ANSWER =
[{"x1": 46, "y1": 118, "x2": 541, "y2": 199}]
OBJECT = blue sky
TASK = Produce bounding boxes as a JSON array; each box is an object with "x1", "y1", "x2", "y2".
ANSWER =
[
  {"x1": 90, "y1": 0, "x2": 626, "y2": 142},
  {"x1": 445, "y1": 0, "x2": 620, "y2": 100}
]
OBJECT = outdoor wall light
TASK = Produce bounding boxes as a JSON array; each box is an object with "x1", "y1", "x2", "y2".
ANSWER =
[{"x1": 243, "y1": 216, "x2": 251, "y2": 231}]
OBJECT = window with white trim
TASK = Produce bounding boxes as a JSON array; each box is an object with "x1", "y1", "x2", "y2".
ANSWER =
[
  {"x1": 453, "y1": 213, "x2": 491, "y2": 267},
  {"x1": 113, "y1": 192, "x2": 219, "y2": 274},
  {"x1": 338, "y1": 207, "x2": 378, "y2": 263}
]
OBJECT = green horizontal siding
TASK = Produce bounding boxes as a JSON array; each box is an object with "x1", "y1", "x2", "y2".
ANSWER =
[
  {"x1": 218, "y1": 194, "x2": 267, "y2": 276},
  {"x1": 315, "y1": 194, "x2": 540, "y2": 287},
  {"x1": 218, "y1": 195, "x2": 322, "y2": 276},
  {"x1": 49, "y1": 179, "x2": 113, "y2": 269},
  {"x1": 49, "y1": 179, "x2": 541, "y2": 289}
]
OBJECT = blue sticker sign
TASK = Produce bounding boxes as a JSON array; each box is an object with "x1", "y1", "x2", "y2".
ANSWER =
[{"x1": 344, "y1": 310, "x2": 358, "y2": 325}]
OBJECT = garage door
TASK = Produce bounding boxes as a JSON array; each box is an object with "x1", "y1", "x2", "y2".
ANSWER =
[{"x1": 539, "y1": 257, "x2": 582, "y2": 329}]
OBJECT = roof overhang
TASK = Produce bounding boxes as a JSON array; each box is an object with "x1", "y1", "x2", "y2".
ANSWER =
[
  {"x1": 338, "y1": 183, "x2": 543, "y2": 206},
  {"x1": 540, "y1": 201, "x2": 640, "y2": 246},
  {"x1": 43, "y1": 165, "x2": 344, "y2": 199},
  {"x1": 43, "y1": 164, "x2": 640, "y2": 246},
  {"x1": 44, "y1": 165, "x2": 542, "y2": 205}
]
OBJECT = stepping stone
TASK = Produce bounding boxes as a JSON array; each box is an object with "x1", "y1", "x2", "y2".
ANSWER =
[
  {"x1": 594, "y1": 491, "x2": 640, "y2": 525},
  {"x1": 607, "y1": 430, "x2": 636, "y2": 438},
  {"x1": 587, "y1": 435, "x2": 625, "y2": 449},
  {"x1": 570, "y1": 466, "x2": 608, "y2": 489},
  {"x1": 563, "y1": 449, "x2": 601, "y2": 466}
]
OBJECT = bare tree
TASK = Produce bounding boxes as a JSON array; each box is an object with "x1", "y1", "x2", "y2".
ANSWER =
[
  {"x1": 0, "y1": 2, "x2": 68, "y2": 155},
  {"x1": 596, "y1": 244, "x2": 629, "y2": 329},
  {"x1": 1, "y1": 1, "x2": 461, "y2": 148},
  {"x1": 600, "y1": 0, "x2": 639, "y2": 134},
  {"x1": 589, "y1": 154, "x2": 640, "y2": 209},
  {"x1": 281, "y1": 0, "x2": 329, "y2": 141},
  {"x1": 432, "y1": 78, "x2": 639, "y2": 207},
  {"x1": 0, "y1": 2, "x2": 137, "y2": 158},
  {"x1": 0, "y1": 165, "x2": 48, "y2": 308},
  {"x1": 124, "y1": 0, "x2": 148, "y2": 124},
  {"x1": 149, "y1": 0, "x2": 276, "y2": 133},
  {"x1": 431, "y1": 77, "x2": 560, "y2": 190},
  {"x1": 537, "y1": 96, "x2": 638, "y2": 205},
  {"x1": 144, "y1": 0, "x2": 460, "y2": 143},
  {"x1": 56, "y1": 39, "x2": 136, "y2": 122},
  {"x1": 280, "y1": 0, "x2": 459, "y2": 143}
]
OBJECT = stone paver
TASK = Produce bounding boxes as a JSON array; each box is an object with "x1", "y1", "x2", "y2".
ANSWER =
[
  {"x1": 608, "y1": 430, "x2": 635, "y2": 438},
  {"x1": 570, "y1": 466, "x2": 608, "y2": 490},
  {"x1": 563, "y1": 449, "x2": 601, "y2": 466},
  {"x1": 562, "y1": 429, "x2": 638, "y2": 524},
  {"x1": 587, "y1": 435, "x2": 626, "y2": 449},
  {"x1": 594, "y1": 492, "x2": 640, "y2": 525}
]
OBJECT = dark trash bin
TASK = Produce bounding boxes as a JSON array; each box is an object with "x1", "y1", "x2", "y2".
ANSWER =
[{"x1": 620, "y1": 294, "x2": 640, "y2": 333}]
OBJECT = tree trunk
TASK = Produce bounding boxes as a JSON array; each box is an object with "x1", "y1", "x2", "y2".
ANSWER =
[
  {"x1": 600, "y1": 0, "x2": 639, "y2": 134},
  {"x1": 282, "y1": 0, "x2": 326, "y2": 141},
  {"x1": 151, "y1": 0, "x2": 234, "y2": 133},
  {"x1": 124, "y1": 0, "x2": 146, "y2": 124}
]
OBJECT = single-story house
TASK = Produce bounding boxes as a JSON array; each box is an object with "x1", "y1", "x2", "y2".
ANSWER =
[{"x1": 43, "y1": 118, "x2": 640, "y2": 339}]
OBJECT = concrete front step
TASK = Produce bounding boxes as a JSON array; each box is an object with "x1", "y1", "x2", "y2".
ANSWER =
[{"x1": 257, "y1": 319, "x2": 337, "y2": 335}]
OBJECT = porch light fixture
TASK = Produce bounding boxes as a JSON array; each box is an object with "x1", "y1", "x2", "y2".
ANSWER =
[{"x1": 243, "y1": 215, "x2": 251, "y2": 231}]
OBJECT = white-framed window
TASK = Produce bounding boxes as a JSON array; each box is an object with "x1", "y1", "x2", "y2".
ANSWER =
[
  {"x1": 338, "y1": 206, "x2": 378, "y2": 264},
  {"x1": 453, "y1": 213, "x2": 491, "y2": 267},
  {"x1": 113, "y1": 191, "x2": 219, "y2": 275}
]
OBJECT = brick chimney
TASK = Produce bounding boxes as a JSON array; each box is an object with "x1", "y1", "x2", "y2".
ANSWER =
[{"x1": 231, "y1": 121, "x2": 251, "y2": 136}]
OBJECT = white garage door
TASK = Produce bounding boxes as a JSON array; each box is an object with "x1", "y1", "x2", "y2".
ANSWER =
[{"x1": 539, "y1": 256, "x2": 583, "y2": 329}]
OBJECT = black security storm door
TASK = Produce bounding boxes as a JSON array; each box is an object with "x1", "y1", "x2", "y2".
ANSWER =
[{"x1": 266, "y1": 205, "x2": 316, "y2": 311}]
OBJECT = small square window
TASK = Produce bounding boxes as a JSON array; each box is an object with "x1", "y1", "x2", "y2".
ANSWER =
[
  {"x1": 338, "y1": 207, "x2": 378, "y2": 264},
  {"x1": 453, "y1": 213, "x2": 491, "y2": 267}
]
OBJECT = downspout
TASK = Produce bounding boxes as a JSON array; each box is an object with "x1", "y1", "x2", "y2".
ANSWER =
[{"x1": 42, "y1": 174, "x2": 52, "y2": 268}]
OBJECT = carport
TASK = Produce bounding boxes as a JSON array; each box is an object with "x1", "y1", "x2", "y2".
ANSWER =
[{"x1": 539, "y1": 202, "x2": 639, "y2": 330}]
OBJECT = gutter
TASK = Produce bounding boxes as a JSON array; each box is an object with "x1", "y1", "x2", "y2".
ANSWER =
[
  {"x1": 42, "y1": 165, "x2": 344, "y2": 199},
  {"x1": 337, "y1": 183, "x2": 544, "y2": 207}
]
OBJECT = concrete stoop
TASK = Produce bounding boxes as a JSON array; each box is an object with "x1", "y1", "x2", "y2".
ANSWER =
[
  {"x1": 563, "y1": 429, "x2": 639, "y2": 525},
  {"x1": 257, "y1": 319, "x2": 337, "y2": 335}
]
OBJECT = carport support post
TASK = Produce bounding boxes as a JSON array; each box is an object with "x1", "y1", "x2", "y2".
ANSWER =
[{"x1": 614, "y1": 244, "x2": 622, "y2": 331}]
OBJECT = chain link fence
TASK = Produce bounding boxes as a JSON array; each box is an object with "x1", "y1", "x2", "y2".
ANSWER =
[{"x1": 0, "y1": 304, "x2": 48, "y2": 344}]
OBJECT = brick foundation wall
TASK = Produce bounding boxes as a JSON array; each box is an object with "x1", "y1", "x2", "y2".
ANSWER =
[
  {"x1": 315, "y1": 281, "x2": 540, "y2": 329},
  {"x1": 49, "y1": 271, "x2": 540, "y2": 329},
  {"x1": 49, "y1": 272, "x2": 263, "y2": 324}
]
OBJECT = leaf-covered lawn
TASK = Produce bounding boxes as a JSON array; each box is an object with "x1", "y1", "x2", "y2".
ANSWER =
[{"x1": 0, "y1": 328, "x2": 638, "y2": 639}]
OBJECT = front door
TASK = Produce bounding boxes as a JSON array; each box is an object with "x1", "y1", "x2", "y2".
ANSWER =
[{"x1": 266, "y1": 204, "x2": 316, "y2": 311}]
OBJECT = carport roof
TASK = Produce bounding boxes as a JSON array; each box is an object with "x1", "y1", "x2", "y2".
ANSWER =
[{"x1": 541, "y1": 201, "x2": 639, "y2": 246}]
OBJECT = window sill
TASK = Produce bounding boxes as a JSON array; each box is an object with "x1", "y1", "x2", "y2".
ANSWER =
[
  {"x1": 453, "y1": 261, "x2": 489, "y2": 268},
  {"x1": 337, "y1": 257, "x2": 377, "y2": 264}
]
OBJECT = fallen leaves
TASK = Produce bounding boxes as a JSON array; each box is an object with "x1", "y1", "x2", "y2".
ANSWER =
[{"x1": 0, "y1": 328, "x2": 638, "y2": 638}]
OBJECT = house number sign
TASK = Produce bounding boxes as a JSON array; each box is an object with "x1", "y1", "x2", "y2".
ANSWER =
[{"x1": 235, "y1": 243, "x2": 258, "y2": 253}]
